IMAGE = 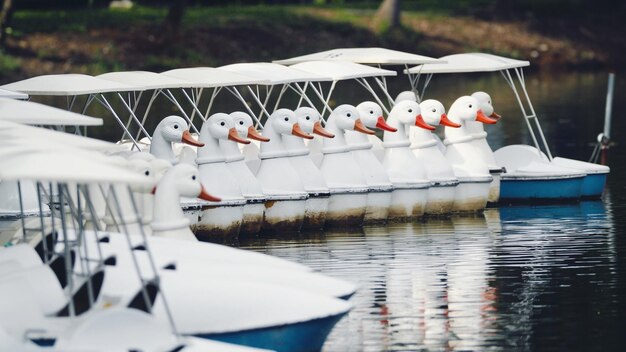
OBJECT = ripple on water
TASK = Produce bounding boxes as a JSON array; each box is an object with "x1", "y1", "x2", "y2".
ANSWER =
[{"x1": 238, "y1": 200, "x2": 621, "y2": 351}]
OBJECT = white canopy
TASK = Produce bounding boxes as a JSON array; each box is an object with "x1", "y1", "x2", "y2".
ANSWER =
[
  {"x1": 406, "y1": 53, "x2": 530, "y2": 74},
  {"x1": 289, "y1": 61, "x2": 396, "y2": 81},
  {"x1": 273, "y1": 47, "x2": 442, "y2": 66},
  {"x1": 161, "y1": 67, "x2": 270, "y2": 88},
  {"x1": 0, "y1": 88, "x2": 28, "y2": 100},
  {"x1": 97, "y1": 71, "x2": 193, "y2": 90},
  {"x1": 0, "y1": 98, "x2": 102, "y2": 126},
  {"x1": 0, "y1": 147, "x2": 147, "y2": 185},
  {"x1": 219, "y1": 62, "x2": 330, "y2": 85},
  {"x1": 0, "y1": 74, "x2": 133, "y2": 96},
  {"x1": 0, "y1": 120, "x2": 124, "y2": 152}
]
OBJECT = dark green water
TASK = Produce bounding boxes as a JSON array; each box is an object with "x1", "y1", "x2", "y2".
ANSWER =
[{"x1": 235, "y1": 71, "x2": 626, "y2": 351}]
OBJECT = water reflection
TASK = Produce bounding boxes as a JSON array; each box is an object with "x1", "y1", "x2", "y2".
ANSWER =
[{"x1": 239, "y1": 199, "x2": 616, "y2": 351}]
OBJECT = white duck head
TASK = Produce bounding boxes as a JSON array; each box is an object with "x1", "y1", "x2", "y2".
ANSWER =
[
  {"x1": 471, "y1": 91, "x2": 501, "y2": 121},
  {"x1": 356, "y1": 101, "x2": 396, "y2": 132},
  {"x1": 384, "y1": 100, "x2": 434, "y2": 145},
  {"x1": 294, "y1": 107, "x2": 334, "y2": 138},
  {"x1": 394, "y1": 90, "x2": 418, "y2": 105},
  {"x1": 197, "y1": 113, "x2": 249, "y2": 163},
  {"x1": 150, "y1": 115, "x2": 204, "y2": 164},
  {"x1": 444, "y1": 96, "x2": 498, "y2": 143},
  {"x1": 447, "y1": 96, "x2": 498, "y2": 125},
  {"x1": 322, "y1": 104, "x2": 375, "y2": 151},
  {"x1": 419, "y1": 99, "x2": 460, "y2": 128},
  {"x1": 151, "y1": 163, "x2": 220, "y2": 240},
  {"x1": 230, "y1": 111, "x2": 270, "y2": 142},
  {"x1": 260, "y1": 108, "x2": 313, "y2": 156}
]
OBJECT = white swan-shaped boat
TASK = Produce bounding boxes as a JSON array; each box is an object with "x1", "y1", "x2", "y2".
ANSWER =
[
  {"x1": 196, "y1": 113, "x2": 250, "y2": 242},
  {"x1": 345, "y1": 101, "x2": 395, "y2": 223},
  {"x1": 444, "y1": 96, "x2": 495, "y2": 212},
  {"x1": 319, "y1": 105, "x2": 371, "y2": 227},
  {"x1": 410, "y1": 99, "x2": 461, "y2": 215},
  {"x1": 223, "y1": 112, "x2": 270, "y2": 235},
  {"x1": 283, "y1": 107, "x2": 333, "y2": 230},
  {"x1": 255, "y1": 109, "x2": 310, "y2": 232},
  {"x1": 468, "y1": 91, "x2": 504, "y2": 203},
  {"x1": 382, "y1": 100, "x2": 432, "y2": 220}
]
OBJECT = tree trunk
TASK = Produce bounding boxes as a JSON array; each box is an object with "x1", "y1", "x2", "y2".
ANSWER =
[
  {"x1": 0, "y1": 0, "x2": 13, "y2": 48},
  {"x1": 164, "y1": 0, "x2": 187, "y2": 34},
  {"x1": 374, "y1": 0, "x2": 401, "y2": 29}
]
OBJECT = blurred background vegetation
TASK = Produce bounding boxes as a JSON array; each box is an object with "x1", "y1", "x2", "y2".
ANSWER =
[{"x1": 1, "y1": 0, "x2": 624, "y2": 83}]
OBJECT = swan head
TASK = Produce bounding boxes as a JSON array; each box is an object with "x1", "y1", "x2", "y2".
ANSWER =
[
  {"x1": 450, "y1": 96, "x2": 497, "y2": 124},
  {"x1": 390, "y1": 100, "x2": 434, "y2": 131},
  {"x1": 471, "y1": 91, "x2": 501, "y2": 120},
  {"x1": 294, "y1": 107, "x2": 334, "y2": 138},
  {"x1": 153, "y1": 115, "x2": 203, "y2": 147},
  {"x1": 356, "y1": 101, "x2": 396, "y2": 132},
  {"x1": 269, "y1": 108, "x2": 313, "y2": 139},
  {"x1": 330, "y1": 104, "x2": 374, "y2": 135},
  {"x1": 394, "y1": 90, "x2": 418, "y2": 105},
  {"x1": 420, "y1": 99, "x2": 460, "y2": 128},
  {"x1": 230, "y1": 111, "x2": 270, "y2": 142},
  {"x1": 203, "y1": 113, "x2": 249, "y2": 144},
  {"x1": 156, "y1": 163, "x2": 220, "y2": 202}
]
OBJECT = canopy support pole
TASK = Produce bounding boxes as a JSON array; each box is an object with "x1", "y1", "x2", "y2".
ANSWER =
[
  {"x1": 501, "y1": 69, "x2": 544, "y2": 159},
  {"x1": 181, "y1": 88, "x2": 206, "y2": 126},
  {"x1": 162, "y1": 89, "x2": 200, "y2": 134},
  {"x1": 514, "y1": 68, "x2": 553, "y2": 160},
  {"x1": 204, "y1": 87, "x2": 221, "y2": 120},
  {"x1": 136, "y1": 90, "x2": 160, "y2": 141},
  {"x1": 116, "y1": 92, "x2": 151, "y2": 142},
  {"x1": 355, "y1": 78, "x2": 390, "y2": 115},
  {"x1": 225, "y1": 86, "x2": 264, "y2": 128},
  {"x1": 96, "y1": 94, "x2": 140, "y2": 151}
]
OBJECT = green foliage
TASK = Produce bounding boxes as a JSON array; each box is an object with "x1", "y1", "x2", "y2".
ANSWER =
[{"x1": 0, "y1": 53, "x2": 22, "y2": 76}]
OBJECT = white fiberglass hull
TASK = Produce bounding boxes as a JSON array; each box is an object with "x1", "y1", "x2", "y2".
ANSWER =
[
  {"x1": 196, "y1": 201, "x2": 245, "y2": 243},
  {"x1": 425, "y1": 183, "x2": 457, "y2": 215},
  {"x1": 325, "y1": 189, "x2": 368, "y2": 228},
  {"x1": 388, "y1": 186, "x2": 429, "y2": 221},
  {"x1": 453, "y1": 178, "x2": 492, "y2": 212}
]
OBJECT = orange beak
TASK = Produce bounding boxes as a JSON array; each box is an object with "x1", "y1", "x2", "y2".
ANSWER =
[
  {"x1": 476, "y1": 110, "x2": 498, "y2": 124},
  {"x1": 198, "y1": 185, "x2": 221, "y2": 202},
  {"x1": 490, "y1": 111, "x2": 502, "y2": 121},
  {"x1": 415, "y1": 114, "x2": 436, "y2": 131},
  {"x1": 228, "y1": 127, "x2": 250, "y2": 144},
  {"x1": 181, "y1": 130, "x2": 204, "y2": 147},
  {"x1": 440, "y1": 113, "x2": 461, "y2": 128},
  {"x1": 375, "y1": 116, "x2": 397, "y2": 132},
  {"x1": 354, "y1": 119, "x2": 376, "y2": 135},
  {"x1": 247, "y1": 126, "x2": 270, "y2": 142},
  {"x1": 292, "y1": 123, "x2": 314, "y2": 139},
  {"x1": 312, "y1": 121, "x2": 335, "y2": 138}
]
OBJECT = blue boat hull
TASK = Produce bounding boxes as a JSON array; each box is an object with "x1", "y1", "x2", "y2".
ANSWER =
[
  {"x1": 194, "y1": 313, "x2": 347, "y2": 352},
  {"x1": 581, "y1": 173, "x2": 608, "y2": 198},
  {"x1": 499, "y1": 176, "x2": 584, "y2": 201}
]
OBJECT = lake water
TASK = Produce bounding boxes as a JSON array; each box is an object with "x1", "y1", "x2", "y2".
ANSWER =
[{"x1": 232, "y1": 71, "x2": 626, "y2": 351}]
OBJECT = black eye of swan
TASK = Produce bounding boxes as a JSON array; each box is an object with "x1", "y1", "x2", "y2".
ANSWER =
[
  {"x1": 239, "y1": 121, "x2": 244, "y2": 125},
  {"x1": 306, "y1": 116, "x2": 310, "y2": 120},
  {"x1": 408, "y1": 109, "x2": 413, "y2": 113},
  {"x1": 347, "y1": 113, "x2": 351, "y2": 117},
  {"x1": 469, "y1": 104, "x2": 472, "y2": 108},
  {"x1": 370, "y1": 110, "x2": 373, "y2": 114},
  {"x1": 432, "y1": 109, "x2": 436, "y2": 112},
  {"x1": 284, "y1": 117, "x2": 289, "y2": 121},
  {"x1": 220, "y1": 121, "x2": 225, "y2": 126},
  {"x1": 173, "y1": 125, "x2": 179, "y2": 129},
  {"x1": 144, "y1": 170, "x2": 150, "y2": 176},
  {"x1": 192, "y1": 175, "x2": 196, "y2": 180}
]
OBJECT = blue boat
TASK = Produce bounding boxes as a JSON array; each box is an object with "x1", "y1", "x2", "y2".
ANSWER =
[{"x1": 197, "y1": 313, "x2": 347, "y2": 352}]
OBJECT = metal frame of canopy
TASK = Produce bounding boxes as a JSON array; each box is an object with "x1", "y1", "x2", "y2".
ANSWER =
[
  {"x1": 404, "y1": 53, "x2": 553, "y2": 160},
  {"x1": 159, "y1": 67, "x2": 271, "y2": 131},
  {"x1": 281, "y1": 60, "x2": 397, "y2": 120},
  {"x1": 0, "y1": 136, "x2": 177, "y2": 333},
  {"x1": 273, "y1": 47, "x2": 443, "y2": 116},
  {"x1": 217, "y1": 62, "x2": 332, "y2": 128},
  {"x1": 0, "y1": 74, "x2": 141, "y2": 145}
]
